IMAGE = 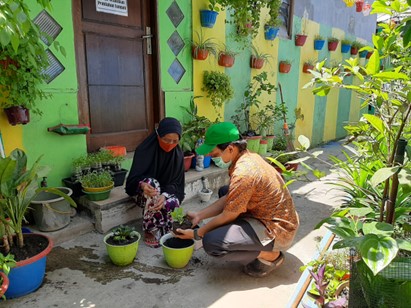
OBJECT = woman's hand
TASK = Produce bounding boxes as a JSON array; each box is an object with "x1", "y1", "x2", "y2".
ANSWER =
[
  {"x1": 141, "y1": 182, "x2": 159, "y2": 197},
  {"x1": 150, "y1": 195, "x2": 166, "y2": 211},
  {"x1": 187, "y1": 211, "x2": 202, "y2": 228},
  {"x1": 174, "y1": 228, "x2": 194, "y2": 240}
]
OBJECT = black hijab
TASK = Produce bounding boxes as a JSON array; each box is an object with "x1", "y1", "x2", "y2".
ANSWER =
[{"x1": 125, "y1": 118, "x2": 185, "y2": 203}]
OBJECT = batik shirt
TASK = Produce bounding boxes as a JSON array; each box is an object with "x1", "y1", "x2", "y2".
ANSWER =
[{"x1": 225, "y1": 151, "x2": 299, "y2": 250}]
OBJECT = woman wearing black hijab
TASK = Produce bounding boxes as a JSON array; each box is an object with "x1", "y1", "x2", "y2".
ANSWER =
[{"x1": 126, "y1": 117, "x2": 185, "y2": 247}]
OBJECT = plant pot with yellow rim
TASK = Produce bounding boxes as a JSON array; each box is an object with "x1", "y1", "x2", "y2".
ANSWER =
[{"x1": 79, "y1": 170, "x2": 114, "y2": 201}]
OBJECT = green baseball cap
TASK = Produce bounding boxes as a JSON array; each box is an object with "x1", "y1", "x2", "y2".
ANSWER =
[{"x1": 196, "y1": 122, "x2": 240, "y2": 155}]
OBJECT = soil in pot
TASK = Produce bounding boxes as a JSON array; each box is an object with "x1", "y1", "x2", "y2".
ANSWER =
[
  {"x1": 163, "y1": 237, "x2": 194, "y2": 249},
  {"x1": 0, "y1": 235, "x2": 48, "y2": 261},
  {"x1": 172, "y1": 216, "x2": 192, "y2": 235},
  {"x1": 105, "y1": 235, "x2": 139, "y2": 246}
]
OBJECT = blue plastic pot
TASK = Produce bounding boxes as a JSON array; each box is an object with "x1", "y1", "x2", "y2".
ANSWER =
[
  {"x1": 5, "y1": 234, "x2": 53, "y2": 298},
  {"x1": 200, "y1": 10, "x2": 218, "y2": 28},
  {"x1": 264, "y1": 26, "x2": 279, "y2": 41},
  {"x1": 341, "y1": 43, "x2": 351, "y2": 53},
  {"x1": 314, "y1": 39, "x2": 325, "y2": 50},
  {"x1": 359, "y1": 50, "x2": 368, "y2": 58}
]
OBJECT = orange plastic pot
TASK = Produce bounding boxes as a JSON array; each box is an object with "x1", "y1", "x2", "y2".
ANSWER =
[
  {"x1": 279, "y1": 62, "x2": 291, "y2": 73},
  {"x1": 250, "y1": 56, "x2": 264, "y2": 69},
  {"x1": 302, "y1": 63, "x2": 314, "y2": 74},
  {"x1": 192, "y1": 47, "x2": 209, "y2": 60},
  {"x1": 218, "y1": 53, "x2": 235, "y2": 67}
]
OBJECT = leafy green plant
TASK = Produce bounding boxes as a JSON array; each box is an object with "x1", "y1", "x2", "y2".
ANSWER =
[
  {"x1": 110, "y1": 225, "x2": 139, "y2": 244},
  {"x1": 251, "y1": 44, "x2": 273, "y2": 62},
  {"x1": 327, "y1": 37, "x2": 339, "y2": 43},
  {"x1": 265, "y1": 0, "x2": 282, "y2": 27},
  {"x1": 350, "y1": 40, "x2": 363, "y2": 49},
  {"x1": 202, "y1": 70, "x2": 234, "y2": 113},
  {"x1": 314, "y1": 34, "x2": 325, "y2": 41},
  {"x1": 79, "y1": 170, "x2": 114, "y2": 188},
  {"x1": 191, "y1": 30, "x2": 219, "y2": 58},
  {"x1": 341, "y1": 39, "x2": 351, "y2": 45},
  {"x1": 252, "y1": 104, "x2": 282, "y2": 136},
  {"x1": 171, "y1": 207, "x2": 185, "y2": 224},
  {"x1": 0, "y1": 252, "x2": 16, "y2": 276},
  {"x1": 207, "y1": 0, "x2": 222, "y2": 12},
  {"x1": 0, "y1": 149, "x2": 76, "y2": 252},
  {"x1": 231, "y1": 72, "x2": 276, "y2": 135}
]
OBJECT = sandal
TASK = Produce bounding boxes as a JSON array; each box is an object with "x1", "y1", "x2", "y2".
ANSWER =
[
  {"x1": 243, "y1": 252, "x2": 284, "y2": 278},
  {"x1": 144, "y1": 232, "x2": 160, "y2": 248}
]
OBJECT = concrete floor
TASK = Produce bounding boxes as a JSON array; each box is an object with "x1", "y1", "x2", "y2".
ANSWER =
[{"x1": 3, "y1": 141, "x2": 346, "y2": 308}]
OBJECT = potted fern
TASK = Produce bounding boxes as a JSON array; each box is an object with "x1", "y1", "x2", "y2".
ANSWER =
[
  {"x1": 217, "y1": 44, "x2": 238, "y2": 68},
  {"x1": 250, "y1": 45, "x2": 272, "y2": 69},
  {"x1": 191, "y1": 30, "x2": 218, "y2": 60}
]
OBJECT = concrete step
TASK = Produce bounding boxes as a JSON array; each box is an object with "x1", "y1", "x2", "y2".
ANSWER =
[{"x1": 41, "y1": 166, "x2": 229, "y2": 236}]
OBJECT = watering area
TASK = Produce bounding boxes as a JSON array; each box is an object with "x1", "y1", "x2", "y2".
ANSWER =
[{"x1": 3, "y1": 141, "x2": 347, "y2": 308}]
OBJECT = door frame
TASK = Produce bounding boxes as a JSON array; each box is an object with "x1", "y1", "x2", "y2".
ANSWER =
[{"x1": 72, "y1": 0, "x2": 163, "y2": 152}]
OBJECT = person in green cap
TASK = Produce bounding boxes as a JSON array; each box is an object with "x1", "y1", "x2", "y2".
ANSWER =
[{"x1": 175, "y1": 122, "x2": 299, "y2": 277}]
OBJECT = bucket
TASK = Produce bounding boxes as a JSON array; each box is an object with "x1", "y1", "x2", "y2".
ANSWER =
[{"x1": 31, "y1": 187, "x2": 73, "y2": 232}]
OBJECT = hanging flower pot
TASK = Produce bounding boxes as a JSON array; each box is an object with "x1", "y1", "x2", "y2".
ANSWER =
[
  {"x1": 264, "y1": 25, "x2": 280, "y2": 41},
  {"x1": 302, "y1": 63, "x2": 314, "y2": 74},
  {"x1": 192, "y1": 46, "x2": 209, "y2": 60},
  {"x1": 355, "y1": 0, "x2": 364, "y2": 12},
  {"x1": 200, "y1": 10, "x2": 218, "y2": 28},
  {"x1": 279, "y1": 61, "x2": 291, "y2": 73},
  {"x1": 250, "y1": 56, "x2": 265, "y2": 69},
  {"x1": 218, "y1": 52, "x2": 235, "y2": 68},
  {"x1": 4, "y1": 106, "x2": 30, "y2": 125},
  {"x1": 295, "y1": 34, "x2": 308, "y2": 46},
  {"x1": 314, "y1": 39, "x2": 325, "y2": 50},
  {"x1": 341, "y1": 43, "x2": 351, "y2": 53},
  {"x1": 351, "y1": 46, "x2": 359, "y2": 55},
  {"x1": 359, "y1": 50, "x2": 368, "y2": 58},
  {"x1": 328, "y1": 40, "x2": 339, "y2": 51},
  {"x1": 366, "y1": 51, "x2": 373, "y2": 59}
]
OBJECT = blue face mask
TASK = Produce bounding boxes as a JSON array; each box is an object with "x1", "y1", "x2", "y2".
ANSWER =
[{"x1": 212, "y1": 148, "x2": 232, "y2": 169}]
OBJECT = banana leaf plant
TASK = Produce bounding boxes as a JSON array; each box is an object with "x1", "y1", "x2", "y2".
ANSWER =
[{"x1": 0, "y1": 148, "x2": 76, "y2": 253}]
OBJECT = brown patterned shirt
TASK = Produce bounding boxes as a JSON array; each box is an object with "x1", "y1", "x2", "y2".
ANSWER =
[{"x1": 225, "y1": 151, "x2": 299, "y2": 250}]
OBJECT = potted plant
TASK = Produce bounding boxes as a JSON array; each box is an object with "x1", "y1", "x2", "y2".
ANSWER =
[
  {"x1": 327, "y1": 37, "x2": 339, "y2": 51},
  {"x1": 303, "y1": 59, "x2": 316, "y2": 74},
  {"x1": 358, "y1": 45, "x2": 369, "y2": 58},
  {"x1": 303, "y1": 3, "x2": 411, "y2": 305},
  {"x1": 103, "y1": 225, "x2": 141, "y2": 266},
  {"x1": 250, "y1": 45, "x2": 272, "y2": 69},
  {"x1": 231, "y1": 72, "x2": 276, "y2": 152},
  {"x1": 279, "y1": 60, "x2": 292, "y2": 73},
  {"x1": 0, "y1": 0, "x2": 65, "y2": 126},
  {"x1": 355, "y1": 0, "x2": 364, "y2": 12},
  {"x1": 340, "y1": 39, "x2": 351, "y2": 53},
  {"x1": 295, "y1": 15, "x2": 309, "y2": 46},
  {"x1": 202, "y1": 70, "x2": 234, "y2": 115},
  {"x1": 314, "y1": 34, "x2": 325, "y2": 50},
  {"x1": 170, "y1": 208, "x2": 192, "y2": 234},
  {"x1": 350, "y1": 40, "x2": 362, "y2": 55},
  {"x1": 264, "y1": 0, "x2": 282, "y2": 41},
  {"x1": 79, "y1": 170, "x2": 114, "y2": 201},
  {"x1": 0, "y1": 252, "x2": 16, "y2": 298},
  {"x1": 200, "y1": 0, "x2": 222, "y2": 28},
  {"x1": 0, "y1": 148, "x2": 76, "y2": 298},
  {"x1": 217, "y1": 44, "x2": 238, "y2": 68},
  {"x1": 160, "y1": 233, "x2": 195, "y2": 269},
  {"x1": 191, "y1": 30, "x2": 218, "y2": 60}
]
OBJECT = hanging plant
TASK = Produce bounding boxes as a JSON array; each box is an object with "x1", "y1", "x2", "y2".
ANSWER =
[
  {"x1": 200, "y1": 0, "x2": 223, "y2": 28},
  {"x1": 327, "y1": 37, "x2": 339, "y2": 51},
  {"x1": 190, "y1": 30, "x2": 218, "y2": 60},
  {"x1": 202, "y1": 70, "x2": 234, "y2": 111}
]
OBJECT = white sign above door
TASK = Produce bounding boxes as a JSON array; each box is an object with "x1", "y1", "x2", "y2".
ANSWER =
[{"x1": 96, "y1": 0, "x2": 128, "y2": 17}]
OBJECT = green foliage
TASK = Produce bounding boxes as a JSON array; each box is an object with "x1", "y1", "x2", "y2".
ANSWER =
[
  {"x1": 110, "y1": 225, "x2": 139, "y2": 243},
  {"x1": 218, "y1": 43, "x2": 239, "y2": 58},
  {"x1": 171, "y1": 207, "x2": 185, "y2": 224},
  {"x1": 0, "y1": 149, "x2": 76, "y2": 251},
  {"x1": 191, "y1": 30, "x2": 219, "y2": 58},
  {"x1": 314, "y1": 34, "x2": 324, "y2": 41},
  {"x1": 341, "y1": 39, "x2": 351, "y2": 45},
  {"x1": 231, "y1": 72, "x2": 276, "y2": 135},
  {"x1": 180, "y1": 96, "x2": 213, "y2": 152},
  {"x1": 79, "y1": 170, "x2": 114, "y2": 188},
  {"x1": 327, "y1": 37, "x2": 339, "y2": 43},
  {"x1": 0, "y1": 252, "x2": 16, "y2": 276},
  {"x1": 208, "y1": 0, "x2": 222, "y2": 12},
  {"x1": 350, "y1": 40, "x2": 363, "y2": 49},
  {"x1": 202, "y1": 70, "x2": 234, "y2": 113},
  {"x1": 251, "y1": 44, "x2": 273, "y2": 62}
]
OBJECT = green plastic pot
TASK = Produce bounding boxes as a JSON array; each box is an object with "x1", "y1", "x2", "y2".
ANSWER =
[
  {"x1": 245, "y1": 136, "x2": 262, "y2": 153},
  {"x1": 103, "y1": 232, "x2": 141, "y2": 266},
  {"x1": 160, "y1": 233, "x2": 195, "y2": 269},
  {"x1": 83, "y1": 188, "x2": 112, "y2": 201}
]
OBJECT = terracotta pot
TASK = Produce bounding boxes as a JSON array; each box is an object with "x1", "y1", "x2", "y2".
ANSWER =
[
  {"x1": 295, "y1": 34, "x2": 308, "y2": 46},
  {"x1": 4, "y1": 106, "x2": 30, "y2": 125},
  {"x1": 328, "y1": 41, "x2": 339, "y2": 51},
  {"x1": 250, "y1": 56, "x2": 264, "y2": 69},
  {"x1": 279, "y1": 62, "x2": 291, "y2": 73},
  {"x1": 184, "y1": 154, "x2": 195, "y2": 172},
  {"x1": 192, "y1": 47, "x2": 209, "y2": 60},
  {"x1": 218, "y1": 53, "x2": 235, "y2": 67},
  {"x1": 303, "y1": 63, "x2": 314, "y2": 74},
  {"x1": 351, "y1": 47, "x2": 359, "y2": 55}
]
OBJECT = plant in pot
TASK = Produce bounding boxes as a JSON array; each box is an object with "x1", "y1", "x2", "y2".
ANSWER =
[
  {"x1": 202, "y1": 70, "x2": 234, "y2": 117},
  {"x1": 279, "y1": 59, "x2": 292, "y2": 73},
  {"x1": 200, "y1": 0, "x2": 223, "y2": 28},
  {"x1": 264, "y1": 0, "x2": 282, "y2": 41},
  {"x1": 250, "y1": 45, "x2": 272, "y2": 69},
  {"x1": 314, "y1": 34, "x2": 325, "y2": 51},
  {"x1": 327, "y1": 36, "x2": 339, "y2": 51},
  {"x1": 340, "y1": 39, "x2": 351, "y2": 53},
  {"x1": 303, "y1": 59, "x2": 316, "y2": 74},
  {"x1": 171, "y1": 208, "x2": 192, "y2": 235},
  {"x1": 103, "y1": 225, "x2": 141, "y2": 266},
  {"x1": 79, "y1": 170, "x2": 114, "y2": 201},
  {"x1": 191, "y1": 30, "x2": 218, "y2": 61},
  {"x1": 350, "y1": 40, "x2": 362, "y2": 55},
  {"x1": 252, "y1": 104, "x2": 282, "y2": 154},
  {"x1": 0, "y1": 148, "x2": 76, "y2": 298},
  {"x1": 0, "y1": 0, "x2": 65, "y2": 126},
  {"x1": 295, "y1": 15, "x2": 309, "y2": 46},
  {"x1": 303, "y1": 3, "x2": 411, "y2": 305},
  {"x1": 217, "y1": 44, "x2": 238, "y2": 68},
  {"x1": 231, "y1": 72, "x2": 276, "y2": 152}
]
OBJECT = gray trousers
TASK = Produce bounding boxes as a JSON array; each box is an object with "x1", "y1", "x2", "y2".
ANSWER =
[{"x1": 202, "y1": 219, "x2": 274, "y2": 265}]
